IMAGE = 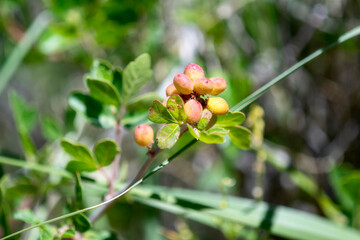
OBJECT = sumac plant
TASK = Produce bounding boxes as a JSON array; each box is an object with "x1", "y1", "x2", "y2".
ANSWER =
[{"x1": 3, "y1": 23, "x2": 360, "y2": 239}]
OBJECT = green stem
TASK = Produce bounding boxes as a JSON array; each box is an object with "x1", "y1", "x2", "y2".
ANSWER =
[
  {"x1": 0, "y1": 11, "x2": 52, "y2": 96},
  {"x1": 2, "y1": 24, "x2": 360, "y2": 240}
]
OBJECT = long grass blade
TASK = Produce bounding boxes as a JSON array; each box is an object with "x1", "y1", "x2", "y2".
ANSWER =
[{"x1": 0, "y1": 11, "x2": 52, "y2": 96}]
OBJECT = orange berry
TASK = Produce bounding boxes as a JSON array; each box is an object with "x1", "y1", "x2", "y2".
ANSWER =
[
  {"x1": 184, "y1": 63, "x2": 204, "y2": 81},
  {"x1": 134, "y1": 124, "x2": 154, "y2": 147},
  {"x1": 207, "y1": 97, "x2": 229, "y2": 115},
  {"x1": 166, "y1": 83, "x2": 180, "y2": 96},
  {"x1": 184, "y1": 99, "x2": 203, "y2": 123},
  {"x1": 173, "y1": 74, "x2": 193, "y2": 95},
  {"x1": 209, "y1": 77, "x2": 227, "y2": 95},
  {"x1": 193, "y1": 77, "x2": 214, "y2": 95}
]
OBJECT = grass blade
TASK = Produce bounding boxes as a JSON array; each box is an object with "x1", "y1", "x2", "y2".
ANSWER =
[
  {"x1": 0, "y1": 11, "x2": 52, "y2": 96},
  {"x1": 231, "y1": 25, "x2": 360, "y2": 112}
]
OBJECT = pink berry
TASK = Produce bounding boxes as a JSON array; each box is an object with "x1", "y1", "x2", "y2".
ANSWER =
[
  {"x1": 173, "y1": 73, "x2": 193, "y2": 95},
  {"x1": 184, "y1": 63, "x2": 205, "y2": 81},
  {"x1": 134, "y1": 124, "x2": 154, "y2": 147},
  {"x1": 193, "y1": 77, "x2": 214, "y2": 95},
  {"x1": 166, "y1": 83, "x2": 180, "y2": 96},
  {"x1": 209, "y1": 77, "x2": 227, "y2": 95},
  {"x1": 184, "y1": 99, "x2": 203, "y2": 123}
]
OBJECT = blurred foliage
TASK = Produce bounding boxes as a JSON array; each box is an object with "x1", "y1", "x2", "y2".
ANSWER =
[{"x1": 1, "y1": 0, "x2": 360, "y2": 239}]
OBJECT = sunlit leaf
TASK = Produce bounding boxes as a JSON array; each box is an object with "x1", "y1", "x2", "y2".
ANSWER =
[
  {"x1": 226, "y1": 126, "x2": 251, "y2": 149},
  {"x1": 61, "y1": 139, "x2": 94, "y2": 163},
  {"x1": 148, "y1": 100, "x2": 176, "y2": 124},
  {"x1": 123, "y1": 53, "x2": 152, "y2": 103},
  {"x1": 165, "y1": 95, "x2": 185, "y2": 121},
  {"x1": 88, "y1": 59, "x2": 113, "y2": 81},
  {"x1": 187, "y1": 124, "x2": 200, "y2": 140},
  {"x1": 216, "y1": 111, "x2": 246, "y2": 127},
  {"x1": 65, "y1": 160, "x2": 98, "y2": 173},
  {"x1": 156, "y1": 124, "x2": 180, "y2": 149}
]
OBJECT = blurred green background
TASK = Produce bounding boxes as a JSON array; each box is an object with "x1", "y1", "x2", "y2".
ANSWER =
[{"x1": 1, "y1": 0, "x2": 360, "y2": 239}]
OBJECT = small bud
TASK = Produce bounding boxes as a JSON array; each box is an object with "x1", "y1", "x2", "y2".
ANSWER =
[
  {"x1": 207, "y1": 97, "x2": 229, "y2": 115},
  {"x1": 166, "y1": 83, "x2": 180, "y2": 96},
  {"x1": 209, "y1": 77, "x2": 227, "y2": 95},
  {"x1": 201, "y1": 109, "x2": 212, "y2": 120},
  {"x1": 134, "y1": 124, "x2": 154, "y2": 147},
  {"x1": 193, "y1": 77, "x2": 214, "y2": 95},
  {"x1": 184, "y1": 63, "x2": 205, "y2": 81},
  {"x1": 173, "y1": 74, "x2": 193, "y2": 95},
  {"x1": 184, "y1": 99, "x2": 203, "y2": 123},
  {"x1": 162, "y1": 96, "x2": 170, "y2": 106}
]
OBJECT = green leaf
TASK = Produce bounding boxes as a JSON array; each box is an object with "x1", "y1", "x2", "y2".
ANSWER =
[
  {"x1": 41, "y1": 116, "x2": 62, "y2": 141},
  {"x1": 61, "y1": 139, "x2": 94, "y2": 163},
  {"x1": 165, "y1": 95, "x2": 185, "y2": 121},
  {"x1": 112, "y1": 67, "x2": 123, "y2": 95},
  {"x1": 199, "y1": 132, "x2": 225, "y2": 144},
  {"x1": 123, "y1": 53, "x2": 152, "y2": 103},
  {"x1": 226, "y1": 126, "x2": 251, "y2": 149},
  {"x1": 73, "y1": 213, "x2": 91, "y2": 233},
  {"x1": 156, "y1": 124, "x2": 180, "y2": 149},
  {"x1": 148, "y1": 100, "x2": 176, "y2": 124},
  {"x1": 75, "y1": 172, "x2": 84, "y2": 209},
  {"x1": 60, "y1": 229, "x2": 76, "y2": 238},
  {"x1": 197, "y1": 118, "x2": 209, "y2": 130},
  {"x1": 127, "y1": 92, "x2": 161, "y2": 112},
  {"x1": 14, "y1": 209, "x2": 39, "y2": 224},
  {"x1": 9, "y1": 91, "x2": 37, "y2": 161},
  {"x1": 9, "y1": 91, "x2": 37, "y2": 134},
  {"x1": 94, "y1": 139, "x2": 120, "y2": 167},
  {"x1": 86, "y1": 78, "x2": 121, "y2": 106},
  {"x1": 68, "y1": 92, "x2": 116, "y2": 128},
  {"x1": 66, "y1": 160, "x2": 98, "y2": 173},
  {"x1": 89, "y1": 59, "x2": 113, "y2": 81},
  {"x1": 216, "y1": 111, "x2": 246, "y2": 127},
  {"x1": 207, "y1": 127, "x2": 229, "y2": 135},
  {"x1": 39, "y1": 226, "x2": 53, "y2": 240},
  {"x1": 187, "y1": 124, "x2": 200, "y2": 140}
]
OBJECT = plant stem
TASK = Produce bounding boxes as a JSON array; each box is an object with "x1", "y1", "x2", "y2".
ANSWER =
[
  {"x1": 108, "y1": 106, "x2": 126, "y2": 197},
  {"x1": 89, "y1": 125, "x2": 188, "y2": 222}
]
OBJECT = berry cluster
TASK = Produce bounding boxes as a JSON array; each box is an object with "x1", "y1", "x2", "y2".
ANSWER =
[{"x1": 135, "y1": 63, "x2": 230, "y2": 148}]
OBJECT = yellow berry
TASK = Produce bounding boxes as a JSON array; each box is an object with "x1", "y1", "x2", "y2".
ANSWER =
[
  {"x1": 207, "y1": 97, "x2": 229, "y2": 115},
  {"x1": 134, "y1": 124, "x2": 154, "y2": 147}
]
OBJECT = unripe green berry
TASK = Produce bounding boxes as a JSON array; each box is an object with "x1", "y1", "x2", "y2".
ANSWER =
[
  {"x1": 173, "y1": 74, "x2": 193, "y2": 95},
  {"x1": 184, "y1": 63, "x2": 205, "y2": 81},
  {"x1": 193, "y1": 77, "x2": 214, "y2": 95},
  {"x1": 209, "y1": 77, "x2": 227, "y2": 95},
  {"x1": 207, "y1": 97, "x2": 229, "y2": 115},
  {"x1": 134, "y1": 124, "x2": 154, "y2": 147},
  {"x1": 166, "y1": 83, "x2": 180, "y2": 96},
  {"x1": 184, "y1": 99, "x2": 203, "y2": 123}
]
